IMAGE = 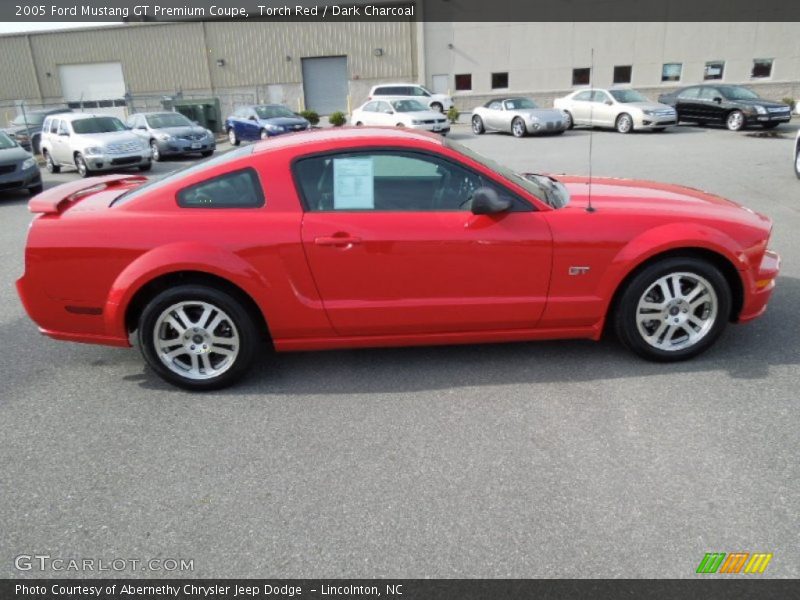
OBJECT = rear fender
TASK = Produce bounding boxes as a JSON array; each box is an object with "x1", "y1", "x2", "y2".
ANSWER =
[{"x1": 103, "y1": 242, "x2": 273, "y2": 339}]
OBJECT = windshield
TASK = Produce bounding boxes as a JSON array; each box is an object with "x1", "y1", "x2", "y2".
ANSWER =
[
  {"x1": 11, "y1": 113, "x2": 45, "y2": 126},
  {"x1": 444, "y1": 138, "x2": 568, "y2": 208},
  {"x1": 505, "y1": 98, "x2": 538, "y2": 109},
  {"x1": 146, "y1": 113, "x2": 193, "y2": 128},
  {"x1": 112, "y1": 144, "x2": 255, "y2": 207},
  {"x1": 255, "y1": 105, "x2": 295, "y2": 119},
  {"x1": 720, "y1": 86, "x2": 760, "y2": 100},
  {"x1": 72, "y1": 117, "x2": 127, "y2": 134},
  {"x1": 0, "y1": 131, "x2": 17, "y2": 149},
  {"x1": 609, "y1": 89, "x2": 648, "y2": 103},
  {"x1": 391, "y1": 100, "x2": 428, "y2": 112}
]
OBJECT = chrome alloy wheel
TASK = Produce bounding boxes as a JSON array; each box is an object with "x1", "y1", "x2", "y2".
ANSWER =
[
  {"x1": 617, "y1": 113, "x2": 633, "y2": 133},
  {"x1": 512, "y1": 118, "x2": 526, "y2": 137},
  {"x1": 153, "y1": 301, "x2": 240, "y2": 380},
  {"x1": 635, "y1": 272, "x2": 718, "y2": 352},
  {"x1": 727, "y1": 111, "x2": 744, "y2": 131}
]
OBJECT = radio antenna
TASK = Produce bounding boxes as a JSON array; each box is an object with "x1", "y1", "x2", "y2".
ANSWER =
[{"x1": 586, "y1": 47, "x2": 596, "y2": 213}]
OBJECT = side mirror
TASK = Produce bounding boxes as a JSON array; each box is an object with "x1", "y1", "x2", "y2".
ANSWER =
[
  {"x1": 58, "y1": 131, "x2": 69, "y2": 137},
  {"x1": 249, "y1": 116, "x2": 257, "y2": 122},
  {"x1": 604, "y1": 100, "x2": 613, "y2": 105},
  {"x1": 713, "y1": 97, "x2": 722, "y2": 103},
  {"x1": 384, "y1": 109, "x2": 394, "y2": 114},
  {"x1": 137, "y1": 125, "x2": 147, "y2": 130},
  {"x1": 470, "y1": 187, "x2": 511, "y2": 215}
]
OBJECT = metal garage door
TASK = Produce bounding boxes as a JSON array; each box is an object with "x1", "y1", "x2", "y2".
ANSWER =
[
  {"x1": 58, "y1": 62, "x2": 127, "y2": 119},
  {"x1": 301, "y1": 56, "x2": 348, "y2": 116}
]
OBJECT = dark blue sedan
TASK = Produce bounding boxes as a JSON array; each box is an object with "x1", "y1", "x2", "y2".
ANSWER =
[{"x1": 225, "y1": 104, "x2": 310, "y2": 145}]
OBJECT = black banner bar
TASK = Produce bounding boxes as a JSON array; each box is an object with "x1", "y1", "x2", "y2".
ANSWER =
[{"x1": 3, "y1": 579, "x2": 800, "y2": 600}]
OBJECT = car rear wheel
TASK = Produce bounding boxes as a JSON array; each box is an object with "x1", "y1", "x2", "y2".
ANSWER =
[
  {"x1": 471, "y1": 115, "x2": 485, "y2": 135},
  {"x1": 511, "y1": 117, "x2": 527, "y2": 138},
  {"x1": 43, "y1": 150, "x2": 60, "y2": 174},
  {"x1": 616, "y1": 113, "x2": 633, "y2": 133},
  {"x1": 355, "y1": 121, "x2": 363, "y2": 126},
  {"x1": 563, "y1": 111, "x2": 574, "y2": 129},
  {"x1": 726, "y1": 110, "x2": 745, "y2": 131},
  {"x1": 138, "y1": 285, "x2": 259, "y2": 391},
  {"x1": 150, "y1": 140, "x2": 161, "y2": 161},
  {"x1": 31, "y1": 134, "x2": 41, "y2": 155},
  {"x1": 614, "y1": 257, "x2": 731, "y2": 361},
  {"x1": 228, "y1": 128, "x2": 240, "y2": 146},
  {"x1": 74, "y1": 153, "x2": 90, "y2": 178},
  {"x1": 431, "y1": 102, "x2": 443, "y2": 113}
]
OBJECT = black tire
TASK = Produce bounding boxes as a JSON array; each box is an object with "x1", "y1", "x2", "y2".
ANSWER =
[
  {"x1": 227, "y1": 128, "x2": 240, "y2": 146},
  {"x1": 471, "y1": 115, "x2": 485, "y2": 135},
  {"x1": 396, "y1": 123, "x2": 405, "y2": 128},
  {"x1": 137, "y1": 285, "x2": 260, "y2": 391},
  {"x1": 563, "y1": 111, "x2": 574, "y2": 130},
  {"x1": 150, "y1": 140, "x2": 162, "y2": 161},
  {"x1": 201, "y1": 150, "x2": 214, "y2": 157},
  {"x1": 794, "y1": 146, "x2": 800, "y2": 180},
  {"x1": 31, "y1": 134, "x2": 41, "y2": 155},
  {"x1": 43, "y1": 150, "x2": 60, "y2": 174},
  {"x1": 138, "y1": 162, "x2": 152, "y2": 172},
  {"x1": 511, "y1": 117, "x2": 527, "y2": 138},
  {"x1": 28, "y1": 183, "x2": 43, "y2": 196},
  {"x1": 613, "y1": 257, "x2": 731, "y2": 362},
  {"x1": 431, "y1": 102, "x2": 443, "y2": 113},
  {"x1": 726, "y1": 110, "x2": 745, "y2": 132},
  {"x1": 74, "y1": 153, "x2": 90, "y2": 178},
  {"x1": 616, "y1": 113, "x2": 633, "y2": 134},
  {"x1": 355, "y1": 121, "x2": 363, "y2": 126}
]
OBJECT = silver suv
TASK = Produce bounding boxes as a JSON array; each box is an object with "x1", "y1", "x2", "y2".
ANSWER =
[{"x1": 40, "y1": 113, "x2": 151, "y2": 178}]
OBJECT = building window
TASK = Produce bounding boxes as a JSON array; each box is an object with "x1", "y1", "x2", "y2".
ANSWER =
[
  {"x1": 613, "y1": 65, "x2": 632, "y2": 85},
  {"x1": 751, "y1": 59, "x2": 773, "y2": 78},
  {"x1": 491, "y1": 72, "x2": 509, "y2": 89},
  {"x1": 704, "y1": 61, "x2": 725, "y2": 80},
  {"x1": 455, "y1": 74, "x2": 472, "y2": 91},
  {"x1": 572, "y1": 67, "x2": 591, "y2": 86},
  {"x1": 661, "y1": 63, "x2": 682, "y2": 82}
]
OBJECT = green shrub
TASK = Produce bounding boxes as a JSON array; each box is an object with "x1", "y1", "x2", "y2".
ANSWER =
[
  {"x1": 782, "y1": 97, "x2": 795, "y2": 108},
  {"x1": 328, "y1": 111, "x2": 347, "y2": 127},
  {"x1": 299, "y1": 110, "x2": 320, "y2": 126},
  {"x1": 446, "y1": 106, "x2": 460, "y2": 124}
]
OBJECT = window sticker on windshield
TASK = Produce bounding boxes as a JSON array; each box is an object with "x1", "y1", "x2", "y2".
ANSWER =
[{"x1": 333, "y1": 158, "x2": 374, "y2": 209}]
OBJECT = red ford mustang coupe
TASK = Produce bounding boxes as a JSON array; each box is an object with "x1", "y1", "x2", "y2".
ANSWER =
[{"x1": 17, "y1": 129, "x2": 779, "y2": 390}]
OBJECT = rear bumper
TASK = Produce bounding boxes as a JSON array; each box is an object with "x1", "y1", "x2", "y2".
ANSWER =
[{"x1": 738, "y1": 249, "x2": 780, "y2": 323}]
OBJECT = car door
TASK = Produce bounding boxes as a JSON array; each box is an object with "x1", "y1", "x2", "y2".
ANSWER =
[
  {"x1": 373, "y1": 101, "x2": 397, "y2": 126},
  {"x1": 294, "y1": 149, "x2": 553, "y2": 336},
  {"x1": 592, "y1": 91, "x2": 617, "y2": 127},
  {"x1": 484, "y1": 100, "x2": 504, "y2": 130},
  {"x1": 52, "y1": 119, "x2": 72, "y2": 164},
  {"x1": 569, "y1": 91, "x2": 593, "y2": 125},
  {"x1": 675, "y1": 87, "x2": 700, "y2": 121},
  {"x1": 698, "y1": 86, "x2": 724, "y2": 123}
]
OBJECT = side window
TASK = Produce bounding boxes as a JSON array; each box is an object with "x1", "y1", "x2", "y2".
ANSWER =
[
  {"x1": 699, "y1": 87, "x2": 720, "y2": 100},
  {"x1": 591, "y1": 91, "x2": 609, "y2": 103},
  {"x1": 678, "y1": 87, "x2": 700, "y2": 100},
  {"x1": 489, "y1": 101, "x2": 503, "y2": 110},
  {"x1": 573, "y1": 91, "x2": 593, "y2": 102},
  {"x1": 362, "y1": 101, "x2": 377, "y2": 112},
  {"x1": 294, "y1": 151, "x2": 528, "y2": 213},
  {"x1": 177, "y1": 168, "x2": 265, "y2": 208},
  {"x1": 57, "y1": 120, "x2": 70, "y2": 135},
  {"x1": 377, "y1": 101, "x2": 392, "y2": 113}
]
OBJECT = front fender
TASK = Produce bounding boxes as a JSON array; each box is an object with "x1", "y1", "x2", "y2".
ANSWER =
[{"x1": 102, "y1": 242, "x2": 273, "y2": 340}]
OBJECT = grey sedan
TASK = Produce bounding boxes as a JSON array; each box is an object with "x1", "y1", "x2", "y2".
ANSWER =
[
  {"x1": 127, "y1": 112, "x2": 215, "y2": 161},
  {"x1": 0, "y1": 131, "x2": 42, "y2": 196},
  {"x1": 472, "y1": 97, "x2": 568, "y2": 137}
]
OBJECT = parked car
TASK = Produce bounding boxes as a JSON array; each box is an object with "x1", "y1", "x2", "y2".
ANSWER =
[
  {"x1": 351, "y1": 99, "x2": 449, "y2": 134},
  {"x1": 17, "y1": 128, "x2": 779, "y2": 390},
  {"x1": 0, "y1": 130, "x2": 42, "y2": 195},
  {"x1": 126, "y1": 112, "x2": 215, "y2": 161},
  {"x1": 368, "y1": 83, "x2": 453, "y2": 113},
  {"x1": 471, "y1": 97, "x2": 567, "y2": 137},
  {"x1": 794, "y1": 129, "x2": 800, "y2": 179},
  {"x1": 554, "y1": 88, "x2": 677, "y2": 133},
  {"x1": 658, "y1": 85, "x2": 792, "y2": 131},
  {"x1": 40, "y1": 113, "x2": 152, "y2": 178},
  {"x1": 2, "y1": 107, "x2": 71, "y2": 154},
  {"x1": 225, "y1": 104, "x2": 309, "y2": 145}
]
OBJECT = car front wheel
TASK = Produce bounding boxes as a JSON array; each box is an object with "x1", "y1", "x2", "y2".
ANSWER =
[
  {"x1": 228, "y1": 128, "x2": 240, "y2": 146},
  {"x1": 726, "y1": 110, "x2": 745, "y2": 131},
  {"x1": 616, "y1": 113, "x2": 633, "y2": 133},
  {"x1": 511, "y1": 117, "x2": 527, "y2": 138},
  {"x1": 138, "y1": 285, "x2": 259, "y2": 391},
  {"x1": 614, "y1": 257, "x2": 731, "y2": 361},
  {"x1": 150, "y1": 141, "x2": 161, "y2": 161},
  {"x1": 74, "y1": 153, "x2": 90, "y2": 178}
]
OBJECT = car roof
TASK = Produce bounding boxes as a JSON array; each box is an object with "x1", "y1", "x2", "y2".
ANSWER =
[
  {"x1": 28, "y1": 107, "x2": 71, "y2": 115},
  {"x1": 252, "y1": 127, "x2": 444, "y2": 155},
  {"x1": 49, "y1": 113, "x2": 122, "y2": 122},
  {"x1": 138, "y1": 111, "x2": 183, "y2": 117}
]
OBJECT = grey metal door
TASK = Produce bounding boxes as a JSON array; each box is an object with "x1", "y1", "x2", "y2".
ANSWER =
[{"x1": 301, "y1": 56, "x2": 348, "y2": 116}]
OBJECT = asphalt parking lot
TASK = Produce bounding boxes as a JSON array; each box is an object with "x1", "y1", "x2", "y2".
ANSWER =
[{"x1": 1, "y1": 122, "x2": 798, "y2": 578}]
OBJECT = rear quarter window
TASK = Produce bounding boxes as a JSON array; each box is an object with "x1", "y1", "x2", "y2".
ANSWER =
[{"x1": 177, "y1": 168, "x2": 264, "y2": 209}]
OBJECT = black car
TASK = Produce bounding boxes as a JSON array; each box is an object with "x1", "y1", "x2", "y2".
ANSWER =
[
  {"x1": 2, "y1": 107, "x2": 71, "y2": 154},
  {"x1": 658, "y1": 85, "x2": 792, "y2": 131}
]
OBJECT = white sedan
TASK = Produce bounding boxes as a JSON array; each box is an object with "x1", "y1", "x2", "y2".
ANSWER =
[
  {"x1": 554, "y1": 88, "x2": 677, "y2": 133},
  {"x1": 351, "y1": 99, "x2": 450, "y2": 134}
]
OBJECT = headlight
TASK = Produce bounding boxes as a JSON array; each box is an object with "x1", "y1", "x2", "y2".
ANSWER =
[
  {"x1": 755, "y1": 105, "x2": 767, "y2": 115},
  {"x1": 156, "y1": 133, "x2": 174, "y2": 141},
  {"x1": 21, "y1": 157, "x2": 36, "y2": 170},
  {"x1": 85, "y1": 146, "x2": 104, "y2": 155},
  {"x1": 265, "y1": 124, "x2": 284, "y2": 132}
]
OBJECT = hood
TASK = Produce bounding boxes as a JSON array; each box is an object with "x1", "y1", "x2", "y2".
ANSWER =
[
  {"x1": 76, "y1": 131, "x2": 144, "y2": 147},
  {"x1": 158, "y1": 126, "x2": 210, "y2": 137},
  {"x1": 620, "y1": 101, "x2": 675, "y2": 112},
  {"x1": 555, "y1": 175, "x2": 771, "y2": 229},
  {"x1": 516, "y1": 108, "x2": 567, "y2": 120},
  {"x1": 727, "y1": 98, "x2": 789, "y2": 109},
  {"x1": 258, "y1": 117, "x2": 309, "y2": 128},
  {"x1": 0, "y1": 144, "x2": 33, "y2": 163}
]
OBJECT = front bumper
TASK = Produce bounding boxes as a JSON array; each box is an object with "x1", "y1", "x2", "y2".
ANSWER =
[
  {"x1": 155, "y1": 138, "x2": 216, "y2": 155},
  {"x1": 751, "y1": 111, "x2": 792, "y2": 125},
  {"x1": 411, "y1": 123, "x2": 450, "y2": 134},
  {"x1": 738, "y1": 249, "x2": 780, "y2": 323},
  {"x1": 527, "y1": 120, "x2": 568, "y2": 134},
  {"x1": 637, "y1": 113, "x2": 678, "y2": 129},
  {"x1": 84, "y1": 151, "x2": 151, "y2": 171},
  {"x1": 0, "y1": 165, "x2": 41, "y2": 192}
]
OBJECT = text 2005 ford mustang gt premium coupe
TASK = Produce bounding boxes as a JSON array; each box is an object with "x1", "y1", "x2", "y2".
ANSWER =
[{"x1": 17, "y1": 129, "x2": 779, "y2": 390}]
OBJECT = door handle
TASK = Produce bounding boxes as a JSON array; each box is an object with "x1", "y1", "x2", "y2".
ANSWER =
[{"x1": 314, "y1": 235, "x2": 362, "y2": 247}]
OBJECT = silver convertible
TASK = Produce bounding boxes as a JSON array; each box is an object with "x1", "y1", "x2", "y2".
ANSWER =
[{"x1": 471, "y1": 97, "x2": 568, "y2": 137}]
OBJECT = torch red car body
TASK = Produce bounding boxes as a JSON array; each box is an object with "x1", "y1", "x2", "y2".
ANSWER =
[{"x1": 16, "y1": 128, "x2": 779, "y2": 389}]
